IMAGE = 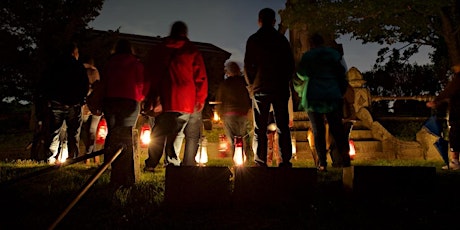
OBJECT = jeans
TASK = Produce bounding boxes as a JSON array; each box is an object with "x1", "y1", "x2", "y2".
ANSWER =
[
  {"x1": 175, "y1": 110, "x2": 202, "y2": 166},
  {"x1": 47, "y1": 101, "x2": 82, "y2": 161},
  {"x1": 146, "y1": 112, "x2": 190, "y2": 168},
  {"x1": 252, "y1": 93, "x2": 292, "y2": 166},
  {"x1": 103, "y1": 98, "x2": 140, "y2": 186},
  {"x1": 307, "y1": 110, "x2": 350, "y2": 167}
]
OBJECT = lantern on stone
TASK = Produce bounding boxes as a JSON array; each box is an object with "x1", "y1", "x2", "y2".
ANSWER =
[
  {"x1": 96, "y1": 118, "x2": 108, "y2": 145},
  {"x1": 233, "y1": 136, "x2": 246, "y2": 166},
  {"x1": 140, "y1": 123, "x2": 151, "y2": 148},
  {"x1": 195, "y1": 136, "x2": 208, "y2": 166}
]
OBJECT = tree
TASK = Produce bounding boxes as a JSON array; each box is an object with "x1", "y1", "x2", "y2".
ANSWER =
[
  {"x1": 280, "y1": 0, "x2": 459, "y2": 74},
  {"x1": 0, "y1": 0, "x2": 104, "y2": 103}
]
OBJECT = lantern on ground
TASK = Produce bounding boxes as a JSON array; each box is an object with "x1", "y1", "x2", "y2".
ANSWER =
[
  {"x1": 195, "y1": 136, "x2": 208, "y2": 166},
  {"x1": 233, "y1": 136, "x2": 246, "y2": 166},
  {"x1": 349, "y1": 140, "x2": 356, "y2": 160},
  {"x1": 140, "y1": 123, "x2": 151, "y2": 148},
  {"x1": 218, "y1": 134, "x2": 229, "y2": 158}
]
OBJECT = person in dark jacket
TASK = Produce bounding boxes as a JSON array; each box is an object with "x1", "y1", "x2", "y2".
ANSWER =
[
  {"x1": 143, "y1": 21, "x2": 208, "y2": 170},
  {"x1": 102, "y1": 39, "x2": 146, "y2": 187},
  {"x1": 244, "y1": 8, "x2": 295, "y2": 167},
  {"x1": 296, "y1": 33, "x2": 350, "y2": 172},
  {"x1": 216, "y1": 61, "x2": 251, "y2": 162},
  {"x1": 427, "y1": 65, "x2": 460, "y2": 170},
  {"x1": 39, "y1": 42, "x2": 89, "y2": 164}
]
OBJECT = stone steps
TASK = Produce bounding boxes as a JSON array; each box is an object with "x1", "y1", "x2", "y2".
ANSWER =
[{"x1": 292, "y1": 111, "x2": 384, "y2": 157}]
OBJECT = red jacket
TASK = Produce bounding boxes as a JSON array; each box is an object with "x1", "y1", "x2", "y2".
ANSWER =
[
  {"x1": 103, "y1": 53, "x2": 145, "y2": 102},
  {"x1": 145, "y1": 36, "x2": 208, "y2": 114}
]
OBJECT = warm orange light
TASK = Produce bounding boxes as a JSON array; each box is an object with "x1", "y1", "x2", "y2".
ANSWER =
[
  {"x1": 291, "y1": 136, "x2": 297, "y2": 160},
  {"x1": 195, "y1": 136, "x2": 208, "y2": 165},
  {"x1": 349, "y1": 140, "x2": 356, "y2": 160},
  {"x1": 140, "y1": 123, "x2": 151, "y2": 147},
  {"x1": 96, "y1": 118, "x2": 108, "y2": 145},
  {"x1": 213, "y1": 111, "x2": 220, "y2": 122},
  {"x1": 233, "y1": 136, "x2": 246, "y2": 166}
]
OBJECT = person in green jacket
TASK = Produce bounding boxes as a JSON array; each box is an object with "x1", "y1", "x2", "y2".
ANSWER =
[{"x1": 295, "y1": 33, "x2": 350, "y2": 172}]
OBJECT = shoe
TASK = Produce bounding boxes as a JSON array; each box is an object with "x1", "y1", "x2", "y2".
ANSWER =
[
  {"x1": 143, "y1": 166, "x2": 156, "y2": 172},
  {"x1": 441, "y1": 161, "x2": 460, "y2": 170}
]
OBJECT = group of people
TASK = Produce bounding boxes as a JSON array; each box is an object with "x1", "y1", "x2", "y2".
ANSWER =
[
  {"x1": 34, "y1": 6, "x2": 460, "y2": 189},
  {"x1": 31, "y1": 7, "x2": 356, "y2": 188}
]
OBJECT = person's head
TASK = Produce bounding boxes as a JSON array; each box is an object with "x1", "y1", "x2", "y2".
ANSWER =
[
  {"x1": 114, "y1": 39, "x2": 133, "y2": 54},
  {"x1": 308, "y1": 33, "x2": 325, "y2": 48},
  {"x1": 170, "y1": 21, "x2": 188, "y2": 38},
  {"x1": 224, "y1": 61, "x2": 242, "y2": 77},
  {"x1": 63, "y1": 42, "x2": 79, "y2": 59},
  {"x1": 258, "y1": 8, "x2": 276, "y2": 27}
]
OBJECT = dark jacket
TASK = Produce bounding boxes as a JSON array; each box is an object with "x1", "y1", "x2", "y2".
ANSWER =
[
  {"x1": 296, "y1": 46, "x2": 347, "y2": 113},
  {"x1": 434, "y1": 73, "x2": 460, "y2": 123},
  {"x1": 145, "y1": 36, "x2": 208, "y2": 114},
  {"x1": 244, "y1": 26, "x2": 295, "y2": 98},
  {"x1": 215, "y1": 75, "x2": 251, "y2": 116},
  {"x1": 40, "y1": 55, "x2": 89, "y2": 106}
]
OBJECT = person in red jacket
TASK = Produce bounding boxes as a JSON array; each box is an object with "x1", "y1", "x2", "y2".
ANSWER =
[
  {"x1": 143, "y1": 21, "x2": 208, "y2": 171},
  {"x1": 102, "y1": 39, "x2": 146, "y2": 187}
]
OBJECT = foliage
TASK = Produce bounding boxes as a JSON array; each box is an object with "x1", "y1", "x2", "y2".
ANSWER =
[
  {"x1": 280, "y1": 0, "x2": 459, "y2": 71},
  {"x1": 363, "y1": 54, "x2": 444, "y2": 97},
  {"x1": 0, "y1": 0, "x2": 104, "y2": 102}
]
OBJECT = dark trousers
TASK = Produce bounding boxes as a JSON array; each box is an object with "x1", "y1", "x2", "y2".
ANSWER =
[
  {"x1": 307, "y1": 110, "x2": 350, "y2": 167},
  {"x1": 103, "y1": 98, "x2": 140, "y2": 187},
  {"x1": 252, "y1": 93, "x2": 292, "y2": 166}
]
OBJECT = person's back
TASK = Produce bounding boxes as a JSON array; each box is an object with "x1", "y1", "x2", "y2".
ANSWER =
[
  {"x1": 244, "y1": 8, "x2": 295, "y2": 168},
  {"x1": 42, "y1": 48, "x2": 88, "y2": 106},
  {"x1": 39, "y1": 42, "x2": 88, "y2": 163},
  {"x1": 216, "y1": 75, "x2": 251, "y2": 116},
  {"x1": 144, "y1": 21, "x2": 208, "y2": 169},
  {"x1": 244, "y1": 18, "x2": 294, "y2": 98}
]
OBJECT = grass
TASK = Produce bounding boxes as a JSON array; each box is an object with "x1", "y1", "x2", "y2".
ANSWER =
[{"x1": 1, "y1": 124, "x2": 460, "y2": 229}]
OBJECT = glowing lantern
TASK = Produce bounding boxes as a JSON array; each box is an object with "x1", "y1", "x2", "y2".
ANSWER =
[
  {"x1": 233, "y1": 136, "x2": 246, "y2": 166},
  {"x1": 140, "y1": 123, "x2": 151, "y2": 148},
  {"x1": 349, "y1": 139, "x2": 356, "y2": 160},
  {"x1": 291, "y1": 135, "x2": 297, "y2": 160},
  {"x1": 195, "y1": 136, "x2": 208, "y2": 166},
  {"x1": 218, "y1": 134, "x2": 229, "y2": 158},
  {"x1": 213, "y1": 111, "x2": 220, "y2": 122},
  {"x1": 96, "y1": 118, "x2": 108, "y2": 145}
]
